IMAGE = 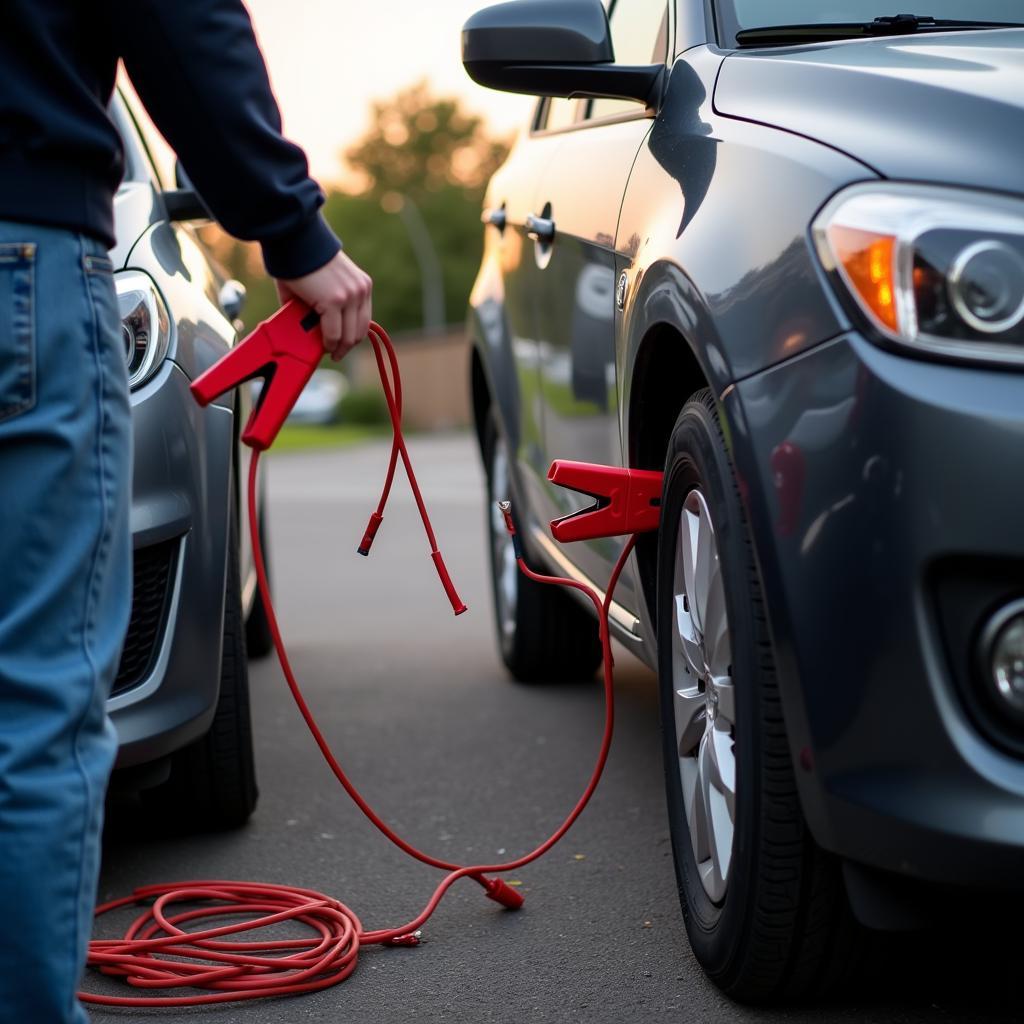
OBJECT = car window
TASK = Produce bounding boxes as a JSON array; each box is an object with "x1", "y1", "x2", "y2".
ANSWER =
[
  {"x1": 588, "y1": 0, "x2": 668, "y2": 121},
  {"x1": 541, "y1": 97, "x2": 586, "y2": 132},
  {"x1": 722, "y1": 0, "x2": 1021, "y2": 34}
]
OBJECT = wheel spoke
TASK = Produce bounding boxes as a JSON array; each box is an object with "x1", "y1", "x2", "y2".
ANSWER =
[
  {"x1": 674, "y1": 683, "x2": 706, "y2": 756},
  {"x1": 679, "y1": 758, "x2": 704, "y2": 858},
  {"x1": 700, "y1": 738, "x2": 733, "y2": 901},
  {"x1": 695, "y1": 735, "x2": 716, "y2": 873},
  {"x1": 709, "y1": 723, "x2": 736, "y2": 816},
  {"x1": 489, "y1": 442, "x2": 517, "y2": 635},
  {"x1": 674, "y1": 595, "x2": 705, "y2": 678},
  {"x1": 679, "y1": 508, "x2": 701, "y2": 638},
  {"x1": 711, "y1": 676, "x2": 735, "y2": 728},
  {"x1": 500, "y1": 544, "x2": 517, "y2": 601},
  {"x1": 490, "y1": 497, "x2": 505, "y2": 535},
  {"x1": 669, "y1": 484, "x2": 737, "y2": 904},
  {"x1": 700, "y1": 718, "x2": 726, "y2": 794},
  {"x1": 695, "y1": 498, "x2": 721, "y2": 635},
  {"x1": 703, "y1": 562, "x2": 731, "y2": 677}
]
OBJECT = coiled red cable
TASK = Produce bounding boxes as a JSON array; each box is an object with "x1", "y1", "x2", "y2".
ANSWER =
[{"x1": 82, "y1": 323, "x2": 637, "y2": 1008}]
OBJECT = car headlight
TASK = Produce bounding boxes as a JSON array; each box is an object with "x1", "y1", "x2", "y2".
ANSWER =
[
  {"x1": 812, "y1": 184, "x2": 1024, "y2": 366},
  {"x1": 115, "y1": 270, "x2": 171, "y2": 389}
]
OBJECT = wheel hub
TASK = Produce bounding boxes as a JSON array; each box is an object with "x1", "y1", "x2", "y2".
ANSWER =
[
  {"x1": 671, "y1": 488, "x2": 736, "y2": 903},
  {"x1": 489, "y1": 441, "x2": 518, "y2": 641}
]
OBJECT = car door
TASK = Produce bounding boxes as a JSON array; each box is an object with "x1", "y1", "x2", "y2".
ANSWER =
[
  {"x1": 483, "y1": 105, "x2": 576, "y2": 517},
  {"x1": 531, "y1": 0, "x2": 670, "y2": 597}
]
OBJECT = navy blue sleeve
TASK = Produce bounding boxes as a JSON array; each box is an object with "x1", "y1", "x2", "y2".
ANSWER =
[{"x1": 113, "y1": 0, "x2": 341, "y2": 279}]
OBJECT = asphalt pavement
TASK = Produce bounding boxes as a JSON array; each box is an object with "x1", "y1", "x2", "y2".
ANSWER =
[{"x1": 95, "y1": 435, "x2": 1022, "y2": 1023}]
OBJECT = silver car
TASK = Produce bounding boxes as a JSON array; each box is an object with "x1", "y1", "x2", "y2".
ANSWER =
[{"x1": 105, "y1": 87, "x2": 273, "y2": 831}]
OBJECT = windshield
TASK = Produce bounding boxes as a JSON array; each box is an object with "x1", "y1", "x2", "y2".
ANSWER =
[{"x1": 716, "y1": 1, "x2": 1022, "y2": 45}]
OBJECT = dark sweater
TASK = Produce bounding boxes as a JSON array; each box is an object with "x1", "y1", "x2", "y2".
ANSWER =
[{"x1": 0, "y1": 1, "x2": 340, "y2": 279}]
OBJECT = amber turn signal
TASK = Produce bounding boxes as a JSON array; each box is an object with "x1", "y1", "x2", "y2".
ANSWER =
[{"x1": 826, "y1": 225, "x2": 898, "y2": 332}]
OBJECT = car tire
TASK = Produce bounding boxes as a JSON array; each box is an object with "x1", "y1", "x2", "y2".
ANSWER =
[
  {"x1": 484, "y1": 410, "x2": 602, "y2": 683},
  {"x1": 245, "y1": 483, "x2": 274, "y2": 660},
  {"x1": 657, "y1": 389, "x2": 860, "y2": 1001},
  {"x1": 140, "y1": 470, "x2": 259, "y2": 833}
]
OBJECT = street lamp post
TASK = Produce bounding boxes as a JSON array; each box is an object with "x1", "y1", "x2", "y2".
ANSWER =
[{"x1": 381, "y1": 191, "x2": 446, "y2": 333}]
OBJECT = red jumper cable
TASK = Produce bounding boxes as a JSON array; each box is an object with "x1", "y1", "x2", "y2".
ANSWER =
[{"x1": 81, "y1": 301, "x2": 661, "y2": 1007}]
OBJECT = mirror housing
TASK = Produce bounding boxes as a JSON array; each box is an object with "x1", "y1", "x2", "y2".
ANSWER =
[
  {"x1": 163, "y1": 160, "x2": 212, "y2": 222},
  {"x1": 462, "y1": 0, "x2": 662, "y2": 105}
]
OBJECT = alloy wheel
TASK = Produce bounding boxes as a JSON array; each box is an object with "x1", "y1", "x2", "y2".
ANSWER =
[
  {"x1": 489, "y1": 439, "x2": 518, "y2": 643},
  {"x1": 671, "y1": 488, "x2": 736, "y2": 902}
]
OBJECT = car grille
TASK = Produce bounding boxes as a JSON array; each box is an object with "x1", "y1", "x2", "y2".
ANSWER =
[{"x1": 111, "y1": 538, "x2": 179, "y2": 698}]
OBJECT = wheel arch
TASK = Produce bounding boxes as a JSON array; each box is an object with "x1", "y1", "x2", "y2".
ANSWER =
[
  {"x1": 626, "y1": 319, "x2": 711, "y2": 625},
  {"x1": 621, "y1": 253, "x2": 739, "y2": 620}
]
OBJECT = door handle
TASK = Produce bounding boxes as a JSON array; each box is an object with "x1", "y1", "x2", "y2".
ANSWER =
[
  {"x1": 482, "y1": 206, "x2": 506, "y2": 232},
  {"x1": 526, "y1": 212, "x2": 556, "y2": 243}
]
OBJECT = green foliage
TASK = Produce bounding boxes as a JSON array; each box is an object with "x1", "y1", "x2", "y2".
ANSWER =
[
  {"x1": 347, "y1": 80, "x2": 508, "y2": 199},
  {"x1": 272, "y1": 422, "x2": 389, "y2": 453},
  {"x1": 336, "y1": 386, "x2": 390, "y2": 426},
  {"x1": 321, "y1": 185, "x2": 490, "y2": 333}
]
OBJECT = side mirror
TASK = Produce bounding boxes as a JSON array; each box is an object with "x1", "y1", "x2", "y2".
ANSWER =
[
  {"x1": 462, "y1": 0, "x2": 661, "y2": 105},
  {"x1": 163, "y1": 160, "x2": 212, "y2": 222}
]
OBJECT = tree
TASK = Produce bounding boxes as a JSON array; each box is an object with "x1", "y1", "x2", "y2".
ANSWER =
[{"x1": 346, "y1": 80, "x2": 508, "y2": 200}]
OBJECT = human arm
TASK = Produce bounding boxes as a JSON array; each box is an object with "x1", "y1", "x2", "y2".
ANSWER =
[{"x1": 114, "y1": 0, "x2": 370, "y2": 352}]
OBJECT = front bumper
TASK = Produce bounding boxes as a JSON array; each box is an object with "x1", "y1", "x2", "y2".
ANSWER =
[
  {"x1": 108, "y1": 360, "x2": 233, "y2": 768},
  {"x1": 728, "y1": 331, "x2": 1024, "y2": 889}
]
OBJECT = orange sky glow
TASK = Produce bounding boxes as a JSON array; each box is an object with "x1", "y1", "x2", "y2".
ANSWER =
[{"x1": 243, "y1": 0, "x2": 535, "y2": 188}]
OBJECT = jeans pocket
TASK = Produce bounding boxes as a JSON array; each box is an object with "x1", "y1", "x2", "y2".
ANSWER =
[{"x1": 0, "y1": 243, "x2": 36, "y2": 424}]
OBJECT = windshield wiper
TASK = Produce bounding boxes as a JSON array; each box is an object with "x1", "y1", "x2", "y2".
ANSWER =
[{"x1": 735, "y1": 14, "x2": 1023, "y2": 47}]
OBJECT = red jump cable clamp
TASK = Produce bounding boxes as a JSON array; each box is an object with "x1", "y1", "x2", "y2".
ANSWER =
[
  {"x1": 547, "y1": 460, "x2": 662, "y2": 541},
  {"x1": 190, "y1": 300, "x2": 466, "y2": 615},
  {"x1": 191, "y1": 300, "x2": 324, "y2": 451}
]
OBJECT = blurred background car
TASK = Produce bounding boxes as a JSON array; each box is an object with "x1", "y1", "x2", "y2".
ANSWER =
[
  {"x1": 251, "y1": 367, "x2": 348, "y2": 426},
  {"x1": 464, "y1": 0, "x2": 1024, "y2": 1002},
  {"x1": 106, "y1": 84, "x2": 275, "y2": 832}
]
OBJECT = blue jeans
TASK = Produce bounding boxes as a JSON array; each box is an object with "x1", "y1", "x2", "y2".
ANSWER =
[{"x1": 0, "y1": 222, "x2": 131, "y2": 1022}]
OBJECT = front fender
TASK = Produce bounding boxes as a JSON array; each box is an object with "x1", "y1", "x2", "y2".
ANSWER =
[{"x1": 616, "y1": 47, "x2": 877, "y2": 404}]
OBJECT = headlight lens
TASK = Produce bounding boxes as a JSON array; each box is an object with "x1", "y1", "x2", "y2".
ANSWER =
[
  {"x1": 115, "y1": 271, "x2": 171, "y2": 389},
  {"x1": 812, "y1": 184, "x2": 1024, "y2": 365}
]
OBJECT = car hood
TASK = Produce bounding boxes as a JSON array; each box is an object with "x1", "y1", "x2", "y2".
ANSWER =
[{"x1": 714, "y1": 29, "x2": 1024, "y2": 194}]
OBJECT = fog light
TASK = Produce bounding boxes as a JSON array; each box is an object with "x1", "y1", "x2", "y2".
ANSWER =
[{"x1": 980, "y1": 601, "x2": 1024, "y2": 726}]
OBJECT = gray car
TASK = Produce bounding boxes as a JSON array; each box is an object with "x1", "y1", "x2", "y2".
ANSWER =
[
  {"x1": 105, "y1": 86, "x2": 273, "y2": 831},
  {"x1": 463, "y1": 0, "x2": 1024, "y2": 1001}
]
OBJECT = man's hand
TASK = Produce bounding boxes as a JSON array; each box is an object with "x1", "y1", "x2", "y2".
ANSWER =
[{"x1": 275, "y1": 250, "x2": 372, "y2": 361}]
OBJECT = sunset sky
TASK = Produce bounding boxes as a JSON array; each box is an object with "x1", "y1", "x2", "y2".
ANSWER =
[{"x1": 243, "y1": 0, "x2": 536, "y2": 188}]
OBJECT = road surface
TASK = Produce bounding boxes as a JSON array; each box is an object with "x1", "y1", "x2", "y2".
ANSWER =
[{"x1": 95, "y1": 435, "x2": 1021, "y2": 1022}]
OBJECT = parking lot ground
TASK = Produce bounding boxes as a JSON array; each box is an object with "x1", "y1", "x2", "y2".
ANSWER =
[{"x1": 96, "y1": 435, "x2": 1023, "y2": 1023}]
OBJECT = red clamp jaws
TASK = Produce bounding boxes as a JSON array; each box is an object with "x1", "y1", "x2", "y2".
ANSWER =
[
  {"x1": 190, "y1": 300, "x2": 323, "y2": 451},
  {"x1": 548, "y1": 461, "x2": 663, "y2": 543}
]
